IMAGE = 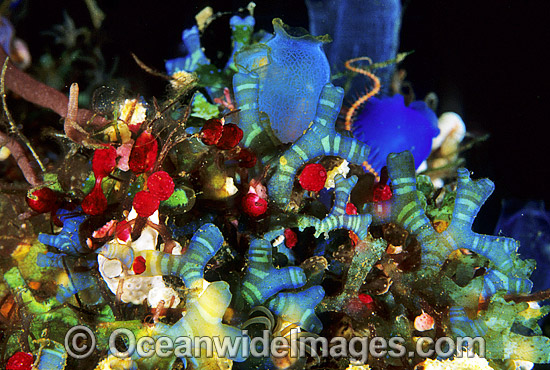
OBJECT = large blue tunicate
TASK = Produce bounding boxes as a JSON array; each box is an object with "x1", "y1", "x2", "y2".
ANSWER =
[
  {"x1": 234, "y1": 18, "x2": 331, "y2": 143},
  {"x1": 352, "y1": 94, "x2": 439, "y2": 172},
  {"x1": 494, "y1": 200, "x2": 550, "y2": 294},
  {"x1": 306, "y1": 0, "x2": 402, "y2": 97}
]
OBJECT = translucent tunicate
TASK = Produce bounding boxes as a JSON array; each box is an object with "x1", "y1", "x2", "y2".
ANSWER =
[
  {"x1": 235, "y1": 19, "x2": 331, "y2": 143},
  {"x1": 91, "y1": 85, "x2": 123, "y2": 117}
]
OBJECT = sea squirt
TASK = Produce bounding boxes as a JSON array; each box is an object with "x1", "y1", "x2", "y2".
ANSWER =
[
  {"x1": 306, "y1": 0, "x2": 402, "y2": 97},
  {"x1": 352, "y1": 94, "x2": 439, "y2": 172},
  {"x1": 235, "y1": 18, "x2": 331, "y2": 143}
]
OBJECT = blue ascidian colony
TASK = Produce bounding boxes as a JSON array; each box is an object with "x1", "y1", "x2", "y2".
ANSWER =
[{"x1": 0, "y1": 2, "x2": 548, "y2": 370}]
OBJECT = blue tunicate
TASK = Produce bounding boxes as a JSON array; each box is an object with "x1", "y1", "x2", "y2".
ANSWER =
[
  {"x1": 306, "y1": 0, "x2": 402, "y2": 97},
  {"x1": 352, "y1": 94, "x2": 439, "y2": 172},
  {"x1": 226, "y1": 15, "x2": 255, "y2": 70},
  {"x1": 494, "y1": 200, "x2": 550, "y2": 294},
  {"x1": 35, "y1": 346, "x2": 67, "y2": 370},
  {"x1": 235, "y1": 18, "x2": 331, "y2": 143},
  {"x1": 38, "y1": 208, "x2": 87, "y2": 256},
  {"x1": 165, "y1": 26, "x2": 209, "y2": 75},
  {"x1": 0, "y1": 17, "x2": 14, "y2": 54},
  {"x1": 238, "y1": 233, "x2": 306, "y2": 309}
]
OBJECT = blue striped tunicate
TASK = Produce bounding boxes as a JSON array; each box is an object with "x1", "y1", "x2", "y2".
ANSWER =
[{"x1": 234, "y1": 18, "x2": 331, "y2": 143}]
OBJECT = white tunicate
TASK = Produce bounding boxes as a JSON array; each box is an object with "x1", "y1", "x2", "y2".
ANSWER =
[
  {"x1": 162, "y1": 241, "x2": 183, "y2": 255},
  {"x1": 147, "y1": 286, "x2": 181, "y2": 308},
  {"x1": 325, "y1": 160, "x2": 350, "y2": 189},
  {"x1": 272, "y1": 235, "x2": 285, "y2": 247},
  {"x1": 120, "y1": 276, "x2": 161, "y2": 305},
  {"x1": 432, "y1": 112, "x2": 466, "y2": 153},
  {"x1": 103, "y1": 258, "x2": 123, "y2": 278},
  {"x1": 223, "y1": 177, "x2": 238, "y2": 197}
]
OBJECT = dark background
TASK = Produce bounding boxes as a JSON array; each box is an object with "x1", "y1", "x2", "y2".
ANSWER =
[{"x1": 11, "y1": 0, "x2": 550, "y2": 232}]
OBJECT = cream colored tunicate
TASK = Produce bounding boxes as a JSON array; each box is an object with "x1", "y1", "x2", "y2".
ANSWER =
[
  {"x1": 102, "y1": 258, "x2": 123, "y2": 279},
  {"x1": 120, "y1": 276, "x2": 158, "y2": 305},
  {"x1": 325, "y1": 159, "x2": 350, "y2": 189},
  {"x1": 147, "y1": 285, "x2": 181, "y2": 308},
  {"x1": 432, "y1": 112, "x2": 466, "y2": 155},
  {"x1": 0, "y1": 146, "x2": 11, "y2": 161},
  {"x1": 119, "y1": 98, "x2": 147, "y2": 126},
  {"x1": 97, "y1": 210, "x2": 181, "y2": 308}
]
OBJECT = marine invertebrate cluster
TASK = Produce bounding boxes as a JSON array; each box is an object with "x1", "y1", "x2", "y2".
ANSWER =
[
  {"x1": 234, "y1": 74, "x2": 371, "y2": 208},
  {"x1": 0, "y1": 6, "x2": 548, "y2": 370}
]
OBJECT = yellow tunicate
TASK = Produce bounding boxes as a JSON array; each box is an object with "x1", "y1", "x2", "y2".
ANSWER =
[
  {"x1": 325, "y1": 159, "x2": 350, "y2": 189},
  {"x1": 56, "y1": 271, "x2": 70, "y2": 288},
  {"x1": 11, "y1": 242, "x2": 31, "y2": 262},
  {"x1": 195, "y1": 6, "x2": 213, "y2": 31},
  {"x1": 170, "y1": 70, "x2": 197, "y2": 90},
  {"x1": 415, "y1": 355, "x2": 494, "y2": 370},
  {"x1": 0, "y1": 146, "x2": 11, "y2": 160},
  {"x1": 104, "y1": 122, "x2": 131, "y2": 144},
  {"x1": 433, "y1": 220, "x2": 449, "y2": 233},
  {"x1": 119, "y1": 98, "x2": 147, "y2": 126}
]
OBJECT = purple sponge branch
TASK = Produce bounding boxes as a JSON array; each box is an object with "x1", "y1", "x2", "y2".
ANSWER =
[
  {"x1": 0, "y1": 131, "x2": 40, "y2": 185},
  {"x1": 0, "y1": 47, "x2": 107, "y2": 131}
]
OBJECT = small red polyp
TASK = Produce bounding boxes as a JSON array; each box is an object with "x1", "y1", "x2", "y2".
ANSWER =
[
  {"x1": 26, "y1": 188, "x2": 58, "y2": 213},
  {"x1": 216, "y1": 123, "x2": 243, "y2": 150},
  {"x1": 92, "y1": 146, "x2": 117, "y2": 178},
  {"x1": 200, "y1": 118, "x2": 224, "y2": 146}
]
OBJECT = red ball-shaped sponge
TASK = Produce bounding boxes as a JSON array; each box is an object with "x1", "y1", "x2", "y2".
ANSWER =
[
  {"x1": 147, "y1": 171, "x2": 175, "y2": 201},
  {"x1": 132, "y1": 256, "x2": 146, "y2": 275},
  {"x1": 237, "y1": 148, "x2": 257, "y2": 168},
  {"x1": 6, "y1": 352, "x2": 33, "y2": 370},
  {"x1": 298, "y1": 163, "x2": 327, "y2": 192},
  {"x1": 216, "y1": 123, "x2": 243, "y2": 150},
  {"x1": 200, "y1": 118, "x2": 224, "y2": 146},
  {"x1": 284, "y1": 228, "x2": 298, "y2": 248},
  {"x1": 26, "y1": 188, "x2": 58, "y2": 213},
  {"x1": 129, "y1": 131, "x2": 158, "y2": 174},
  {"x1": 133, "y1": 190, "x2": 160, "y2": 218},
  {"x1": 345, "y1": 203, "x2": 358, "y2": 215},
  {"x1": 242, "y1": 193, "x2": 268, "y2": 217},
  {"x1": 372, "y1": 184, "x2": 392, "y2": 202}
]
